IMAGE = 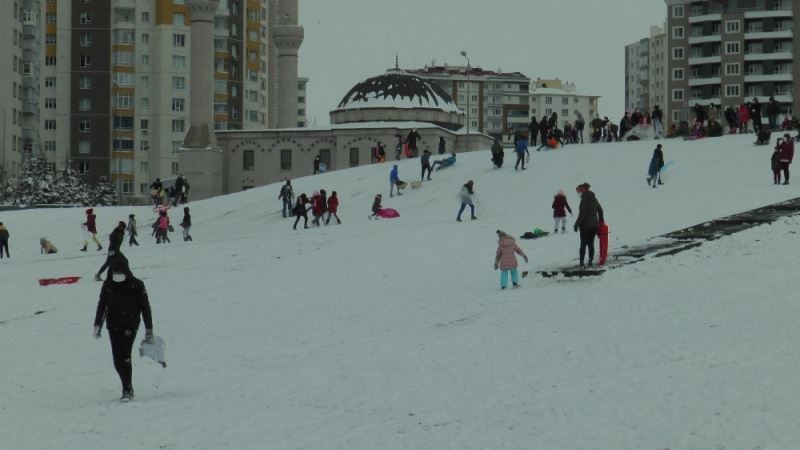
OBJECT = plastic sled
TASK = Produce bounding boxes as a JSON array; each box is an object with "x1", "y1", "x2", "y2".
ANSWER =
[
  {"x1": 38, "y1": 276, "x2": 81, "y2": 286},
  {"x1": 377, "y1": 208, "x2": 400, "y2": 219}
]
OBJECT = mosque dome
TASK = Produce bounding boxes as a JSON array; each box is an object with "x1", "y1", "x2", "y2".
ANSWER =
[{"x1": 330, "y1": 72, "x2": 465, "y2": 130}]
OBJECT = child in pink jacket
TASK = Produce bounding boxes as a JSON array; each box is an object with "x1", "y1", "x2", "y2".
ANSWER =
[{"x1": 494, "y1": 230, "x2": 528, "y2": 289}]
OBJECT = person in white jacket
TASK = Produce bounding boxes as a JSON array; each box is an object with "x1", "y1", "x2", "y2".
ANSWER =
[{"x1": 456, "y1": 180, "x2": 477, "y2": 222}]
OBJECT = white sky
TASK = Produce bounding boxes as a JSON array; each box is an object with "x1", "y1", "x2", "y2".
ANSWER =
[{"x1": 299, "y1": 0, "x2": 666, "y2": 126}]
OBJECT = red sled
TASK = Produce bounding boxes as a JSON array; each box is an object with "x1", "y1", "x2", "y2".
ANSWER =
[
  {"x1": 598, "y1": 222, "x2": 610, "y2": 266},
  {"x1": 377, "y1": 208, "x2": 400, "y2": 219},
  {"x1": 403, "y1": 143, "x2": 412, "y2": 158},
  {"x1": 38, "y1": 276, "x2": 82, "y2": 286}
]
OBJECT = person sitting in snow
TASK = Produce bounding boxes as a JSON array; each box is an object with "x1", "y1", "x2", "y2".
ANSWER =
[
  {"x1": 494, "y1": 230, "x2": 528, "y2": 290},
  {"x1": 756, "y1": 125, "x2": 772, "y2": 145},
  {"x1": 369, "y1": 194, "x2": 382, "y2": 220},
  {"x1": 431, "y1": 152, "x2": 457, "y2": 171}
]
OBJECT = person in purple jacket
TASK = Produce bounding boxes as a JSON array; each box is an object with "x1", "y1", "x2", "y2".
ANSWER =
[{"x1": 552, "y1": 189, "x2": 573, "y2": 233}]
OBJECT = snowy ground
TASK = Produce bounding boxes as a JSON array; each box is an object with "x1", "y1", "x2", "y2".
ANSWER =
[{"x1": 1, "y1": 134, "x2": 799, "y2": 449}]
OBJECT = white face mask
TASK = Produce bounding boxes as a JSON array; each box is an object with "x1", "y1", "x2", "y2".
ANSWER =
[
  {"x1": 112, "y1": 272, "x2": 127, "y2": 283},
  {"x1": 577, "y1": 192, "x2": 583, "y2": 198}
]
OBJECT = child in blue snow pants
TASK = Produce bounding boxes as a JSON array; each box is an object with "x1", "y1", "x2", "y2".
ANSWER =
[{"x1": 499, "y1": 269, "x2": 520, "y2": 289}]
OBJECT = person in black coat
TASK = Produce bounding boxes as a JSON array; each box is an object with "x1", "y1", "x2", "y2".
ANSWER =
[
  {"x1": 437, "y1": 137, "x2": 446, "y2": 155},
  {"x1": 95, "y1": 221, "x2": 126, "y2": 281},
  {"x1": 180, "y1": 207, "x2": 192, "y2": 241},
  {"x1": 313, "y1": 156, "x2": 321, "y2": 175},
  {"x1": 406, "y1": 129, "x2": 421, "y2": 157},
  {"x1": 547, "y1": 112, "x2": 558, "y2": 131},
  {"x1": 750, "y1": 98, "x2": 763, "y2": 129},
  {"x1": 149, "y1": 178, "x2": 163, "y2": 206},
  {"x1": 693, "y1": 103, "x2": 708, "y2": 125},
  {"x1": 766, "y1": 96, "x2": 781, "y2": 131},
  {"x1": 537, "y1": 116, "x2": 549, "y2": 151},
  {"x1": 93, "y1": 255, "x2": 153, "y2": 401},
  {"x1": 172, "y1": 175, "x2": 185, "y2": 206},
  {"x1": 529, "y1": 117, "x2": 539, "y2": 146},
  {"x1": 293, "y1": 194, "x2": 310, "y2": 230}
]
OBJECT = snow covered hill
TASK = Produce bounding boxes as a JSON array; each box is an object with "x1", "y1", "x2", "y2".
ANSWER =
[{"x1": 2, "y1": 135, "x2": 799, "y2": 449}]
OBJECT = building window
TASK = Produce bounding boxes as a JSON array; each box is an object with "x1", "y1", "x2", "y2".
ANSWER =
[
  {"x1": 44, "y1": 141, "x2": 56, "y2": 152},
  {"x1": 46, "y1": 12, "x2": 56, "y2": 23},
  {"x1": 140, "y1": 141, "x2": 150, "y2": 151},
  {"x1": 140, "y1": 97, "x2": 150, "y2": 109},
  {"x1": 44, "y1": 120, "x2": 56, "y2": 130},
  {"x1": 173, "y1": 13, "x2": 185, "y2": 26},
  {"x1": 672, "y1": 26, "x2": 684, "y2": 39},
  {"x1": 45, "y1": 34, "x2": 56, "y2": 44},
  {"x1": 725, "y1": 63, "x2": 740, "y2": 76},
  {"x1": 112, "y1": 51, "x2": 134, "y2": 66},
  {"x1": 79, "y1": 76, "x2": 92, "y2": 89},
  {"x1": 672, "y1": 68, "x2": 684, "y2": 80},
  {"x1": 79, "y1": 33, "x2": 92, "y2": 46},
  {"x1": 79, "y1": 141, "x2": 91, "y2": 154},
  {"x1": 113, "y1": 139, "x2": 134, "y2": 151},
  {"x1": 545, "y1": 97, "x2": 552, "y2": 105},
  {"x1": 141, "y1": 33, "x2": 149, "y2": 44},
  {"x1": 562, "y1": 109, "x2": 569, "y2": 117},
  {"x1": 725, "y1": 84, "x2": 741, "y2": 97},
  {"x1": 672, "y1": 47, "x2": 684, "y2": 60},
  {"x1": 80, "y1": 54, "x2": 92, "y2": 67},
  {"x1": 725, "y1": 20, "x2": 740, "y2": 34},
  {"x1": 45, "y1": 56, "x2": 56, "y2": 66},
  {"x1": 79, "y1": 120, "x2": 91, "y2": 132},
  {"x1": 45, "y1": 98, "x2": 56, "y2": 109},
  {"x1": 171, "y1": 162, "x2": 179, "y2": 175},
  {"x1": 172, "y1": 77, "x2": 186, "y2": 90},
  {"x1": 140, "y1": 119, "x2": 149, "y2": 131},
  {"x1": 79, "y1": 12, "x2": 92, "y2": 24},
  {"x1": 79, "y1": 162, "x2": 90, "y2": 174},
  {"x1": 280, "y1": 149, "x2": 291, "y2": 170},
  {"x1": 725, "y1": 42, "x2": 740, "y2": 55},
  {"x1": 673, "y1": 5, "x2": 684, "y2": 18},
  {"x1": 172, "y1": 98, "x2": 185, "y2": 112},
  {"x1": 349, "y1": 147, "x2": 359, "y2": 167},
  {"x1": 173, "y1": 34, "x2": 185, "y2": 47},
  {"x1": 141, "y1": 11, "x2": 149, "y2": 22},
  {"x1": 79, "y1": 98, "x2": 91, "y2": 111},
  {"x1": 172, "y1": 119, "x2": 185, "y2": 133},
  {"x1": 113, "y1": 116, "x2": 134, "y2": 130},
  {"x1": 112, "y1": 94, "x2": 133, "y2": 109},
  {"x1": 140, "y1": 76, "x2": 150, "y2": 88},
  {"x1": 44, "y1": 77, "x2": 56, "y2": 88},
  {"x1": 672, "y1": 89, "x2": 684, "y2": 101},
  {"x1": 173, "y1": 55, "x2": 186, "y2": 69},
  {"x1": 243, "y1": 150, "x2": 254, "y2": 171}
]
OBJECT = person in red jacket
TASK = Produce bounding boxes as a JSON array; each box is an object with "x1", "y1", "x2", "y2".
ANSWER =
[
  {"x1": 777, "y1": 134, "x2": 794, "y2": 184},
  {"x1": 551, "y1": 189, "x2": 573, "y2": 234},
  {"x1": 81, "y1": 208, "x2": 103, "y2": 252},
  {"x1": 325, "y1": 191, "x2": 341, "y2": 225},
  {"x1": 738, "y1": 103, "x2": 751, "y2": 133},
  {"x1": 310, "y1": 191, "x2": 324, "y2": 226}
]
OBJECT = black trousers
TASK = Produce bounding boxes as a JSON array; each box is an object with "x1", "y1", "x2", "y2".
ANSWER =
[
  {"x1": 293, "y1": 211, "x2": 308, "y2": 228},
  {"x1": 421, "y1": 164, "x2": 432, "y2": 180},
  {"x1": 0, "y1": 241, "x2": 8, "y2": 258},
  {"x1": 515, "y1": 154, "x2": 525, "y2": 169},
  {"x1": 97, "y1": 255, "x2": 115, "y2": 277},
  {"x1": 579, "y1": 227, "x2": 599, "y2": 265},
  {"x1": 781, "y1": 162, "x2": 790, "y2": 182},
  {"x1": 129, "y1": 235, "x2": 139, "y2": 246},
  {"x1": 109, "y1": 329, "x2": 137, "y2": 391}
]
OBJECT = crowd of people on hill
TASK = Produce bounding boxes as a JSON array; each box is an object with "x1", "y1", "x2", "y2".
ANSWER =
[{"x1": 278, "y1": 179, "x2": 342, "y2": 230}]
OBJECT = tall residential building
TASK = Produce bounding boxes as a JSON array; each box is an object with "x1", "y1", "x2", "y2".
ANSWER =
[
  {"x1": 1, "y1": 1, "x2": 41, "y2": 184},
  {"x1": 529, "y1": 78, "x2": 600, "y2": 128},
  {"x1": 26, "y1": 0, "x2": 279, "y2": 202},
  {"x1": 405, "y1": 65, "x2": 531, "y2": 139},
  {"x1": 625, "y1": 26, "x2": 667, "y2": 114},
  {"x1": 664, "y1": 0, "x2": 797, "y2": 125}
]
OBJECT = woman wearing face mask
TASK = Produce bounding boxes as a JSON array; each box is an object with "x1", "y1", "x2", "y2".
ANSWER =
[
  {"x1": 93, "y1": 255, "x2": 153, "y2": 402},
  {"x1": 573, "y1": 183, "x2": 604, "y2": 269}
]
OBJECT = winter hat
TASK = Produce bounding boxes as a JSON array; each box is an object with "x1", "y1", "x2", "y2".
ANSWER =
[
  {"x1": 129, "y1": 214, "x2": 135, "y2": 218},
  {"x1": 557, "y1": 189, "x2": 565, "y2": 196},
  {"x1": 184, "y1": 207, "x2": 189, "y2": 211},
  {"x1": 117, "y1": 221, "x2": 126, "y2": 229},
  {"x1": 109, "y1": 254, "x2": 131, "y2": 275},
  {"x1": 313, "y1": 191, "x2": 319, "y2": 196},
  {"x1": 375, "y1": 193, "x2": 382, "y2": 198},
  {"x1": 496, "y1": 229, "x2": 508, "y2": 238},
  {"x1": 86, "y1": 208, "x2": 93, "y2": 214}
]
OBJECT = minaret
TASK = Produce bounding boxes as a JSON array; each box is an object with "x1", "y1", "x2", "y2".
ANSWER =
[
  {"x1": 184, "y1": 0, "x2": 219, "y2": 147},
  {"x1": 272, "y1": 0, "x2": 304, "y2": 128},
  {"x1": 179, "y1": 0, "x2": 224, "y2": 201}
]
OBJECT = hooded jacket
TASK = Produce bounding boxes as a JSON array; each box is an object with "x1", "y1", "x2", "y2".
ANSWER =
[
  {"x1": 84, "y1": 213, "x2": 98, "y2": 234},
  {"x1": 94, "y1": 256, "x2": 152, "y2": 333},
  {"x1": 552, "y1": 194, "x2": 572, "y2": 218},
  {"x1": 0, "y1": 224, "x2": 8, "y2": 241},
  {"x1": 495, "y1": 235, "x2": 528, "y2": 270}
]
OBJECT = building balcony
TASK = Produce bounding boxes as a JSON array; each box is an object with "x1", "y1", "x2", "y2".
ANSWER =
[
  {"x1": 744, "y1": 51, "x2": 793, "y2": 61},
  {"x1": 747, "y1": 94, "x2": 794, "y2": 104},
  {"x1": 689, "y1": 13, "x2": 722, "y2": 24},
  {"x1": 688, "y1": 98, "x2": 721, "y2": 107},
  {"x1": 688, "y1": 55, "x2": 721, "y2": 65},
  {"x1": 688, "y1": 77, "x2": 721, "y2": 87},
  {"x1": 21, "y1": 127, "x2": 37, "y2": 141},
  {"x1": 744, "y1": 73, "x2": 793, "y2": 83},
  {"x1": 688, "y1": 34, "x2": 721, "y2": 45},
  {"x1": 744, "y1": 9, "x2": 793, "y2": 20},
  {"x1": 744, "y1": 30, "x2": 793, "y2": 40},
  {"x1": 23, "y1": 23, "x2": 39, "y2": 39}
]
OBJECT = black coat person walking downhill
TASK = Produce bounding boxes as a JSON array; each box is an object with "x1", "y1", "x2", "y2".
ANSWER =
[
  {"x1": 573, "y1": 183, "x2": 604, "y2": 269},
  {"x1": 95, "y1": 222, "x2": 126, "y2": 281},
  {"x1": 293, "y1": 194, "x2": 310, "y2": 230},
  {"x1": 93, "y1": 255, "x2": 153, "y2": 402}
]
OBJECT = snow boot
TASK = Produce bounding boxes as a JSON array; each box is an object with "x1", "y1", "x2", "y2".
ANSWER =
[
  {"x1": 97, "y1": 245, "x2": 103, "y2": 251},
  {"x1": 80, "y1": 246, "x2": 87, "y2": 252},
  {"x1": 456, "y1": 217, "x2": 462, "y2": 222},
  {"x1": 512, "y1": 283, "x2": 520, "y2": 288},
  {"x1": 471, "y1": 215, "x2": 477, "y2": 220},
  {"x1": 120, "y1": 389, "x2": 134, "y2": 402}
]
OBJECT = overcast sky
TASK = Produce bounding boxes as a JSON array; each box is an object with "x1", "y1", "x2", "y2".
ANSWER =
[{"x1": 298, "y1": 0, "x2": 665, "y2": 125}]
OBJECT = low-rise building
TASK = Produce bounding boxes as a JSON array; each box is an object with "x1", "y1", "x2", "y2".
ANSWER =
[{"x1": 529, "y1": 79, "x2": 600, "y2": 128}]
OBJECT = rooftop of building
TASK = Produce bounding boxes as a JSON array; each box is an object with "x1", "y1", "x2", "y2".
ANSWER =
[
  {"x1": 404, "y1": 65, "x2": 530, "y2": 80},
  {"x1": 332, "y1": 71, "x2": 462, "y2": 114}
]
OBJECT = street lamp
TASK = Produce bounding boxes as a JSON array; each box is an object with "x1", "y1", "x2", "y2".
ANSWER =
[{"x1": 460, "y1": 50, "x2": 470, "y2": 152}]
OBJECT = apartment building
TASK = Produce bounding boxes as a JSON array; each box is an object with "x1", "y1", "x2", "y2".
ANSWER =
[
  {"x1": 529, "y1": 78, "x2": 600, "y2": 128},
  {"x1": 664, "y1": 0, "x2": 798, "y2": 125},
  {"x1": 625, "y1": 26, "x2": 667, "y2": 114},
  {"x1": 26, "y1": 0, "x2": 279, "y2": 201},
  {"x1": 1, "y1": 1, "x2": 41, "y2": 184},
  {"x1": 406, "y1": 65, "x2": 531, "y2": 139}
]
